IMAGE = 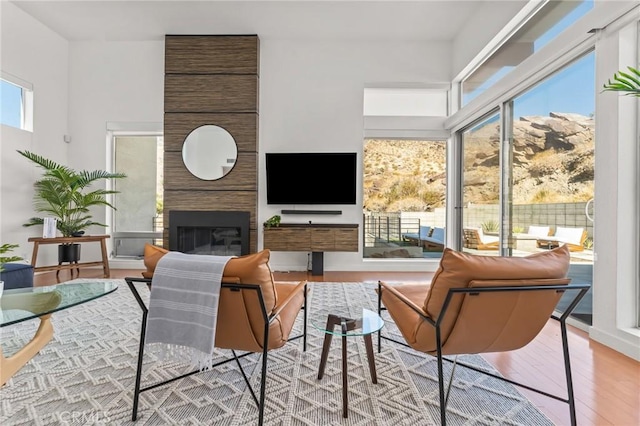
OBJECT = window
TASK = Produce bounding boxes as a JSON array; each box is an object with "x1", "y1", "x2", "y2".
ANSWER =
[
  {"x1": 111, "y1": 133, "x2": 163, "y2": 258},
  {"x1": 362, "y1": 139, "x2": 447, "y2": 259},
  {"x1": 462, "y1": 0, "x2": 594, "y2": 105},
  {"x1": 0, "y1": 73, "x2": 33, "y2": 131},
  {"x1": 363, "y1": 88, "x2": 448, "y2": 116}
]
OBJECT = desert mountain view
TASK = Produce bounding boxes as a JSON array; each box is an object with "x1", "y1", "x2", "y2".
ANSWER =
[{"x1": 364, "y1": 112, "x2": 594, "y2": 212}]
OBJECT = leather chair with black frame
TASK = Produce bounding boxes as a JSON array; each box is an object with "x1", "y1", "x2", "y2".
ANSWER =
[
  {"x1": 376, "y1": 245, "x2": 589, "y2": 426},
  {"x1": 125, "y1": 249, "x2": 308, "y2": 426}
]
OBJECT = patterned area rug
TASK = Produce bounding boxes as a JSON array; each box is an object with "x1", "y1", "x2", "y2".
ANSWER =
[{"x1": 1, "y1": 279, "x2": 552, "y2": 425}]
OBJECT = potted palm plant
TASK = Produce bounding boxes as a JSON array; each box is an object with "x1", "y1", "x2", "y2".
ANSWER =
[{"x1": 17, "y1": 150, "x2": 126, "y2": 263}]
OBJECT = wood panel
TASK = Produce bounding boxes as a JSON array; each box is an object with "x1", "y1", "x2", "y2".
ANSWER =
[
  {"x1": 163, "y1": 190, "x2": 258, "y2": 230},
  {"x1": 334, "y1": 228, "x2": 359, "y2": 251},
  {"x1": 164, "y1": 113, "x2": 258, "y2": 152},
  {"x1": 263, "y1": 228, "x2": 311, "y2": 251},
  {"x1": 165, "y1": 35, "x2": 259, "y2": 75},
  {"x1": 310, "y1": 228, "x2": 335, "y2": 251},
  {"x1": 165, "y1": 75, "x2": 258, "y2": 113},
  {"x1": 164, "y1": 35, "x2": 259, "y2": 254},
  {"x1": 164, "y1": 152, "x2": 257, "y2": 191}
]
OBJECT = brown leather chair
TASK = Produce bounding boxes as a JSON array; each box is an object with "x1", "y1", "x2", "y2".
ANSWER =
[
  {"x1": 377, "y1": 245, "x2": 589, "y2": 426},
  {"x1": 125, "y1": 249, "x2": 308, "y2": 426}
]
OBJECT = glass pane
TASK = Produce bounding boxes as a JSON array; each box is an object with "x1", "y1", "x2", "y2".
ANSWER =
[
  {"x1": 510, "y1": 52, "x2": 595, "y2": 325},
  {"x1": 113, "y1": 135, "x2": 163, "y2": 257},
  {"x1": 463, "y1": 0, "x2": 594, "y2": 105},
  {"x1": 363, "y1": 139, "x2": 447, "y2": 259},
  {"x1": 461, "y1": 113, "x2": 501, "y2": 256},
  {"x1": 0, "y1": 79, "x2": 23, "y2": 128}
]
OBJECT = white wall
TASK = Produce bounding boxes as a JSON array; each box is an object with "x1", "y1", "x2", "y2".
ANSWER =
[
  {"x1": 258, "y1": 38, "x2": 450, "y2": 272},
  {"x1": 0, "y1": 2, "x2": 69, "y2": 264},
  {"x1": 2, "y1": 19, "x2": 450, "y2": 272},
  {"x1": 590, "y1": 18, "x2": 640, "y2": 361},
  {"x1": 65, "y1": 40, "x2": 164, "y2": 263}
]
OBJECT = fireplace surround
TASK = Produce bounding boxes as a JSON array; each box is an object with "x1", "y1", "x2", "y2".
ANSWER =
[{"x1": 168, "y1": 210, "x2": 250, "y2": 256}]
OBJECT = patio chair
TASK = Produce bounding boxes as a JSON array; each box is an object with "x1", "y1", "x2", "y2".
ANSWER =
[
  {"x1": 376, "y1": 245, "x2": 589, "y2": 426},
  {"x1": 402, "y1": 225, "x2": 432, "y2": 246},
  {"x1": 462, "y1": 227, "x2": 499, "y2": 250},
  {"x1": 422, "y1": 227, "x2": 445, "y2": 251},
  {"x1": 527, "y1": 225, "x2": 551, "y2": 238},
  {"x1": 537, "y1": 227, "x2": 587, "y2": 252}
]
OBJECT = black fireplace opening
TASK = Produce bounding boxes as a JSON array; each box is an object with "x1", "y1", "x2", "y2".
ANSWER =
[{"x1": 169, "y1": 211, "x2": 250, "y2": 256}]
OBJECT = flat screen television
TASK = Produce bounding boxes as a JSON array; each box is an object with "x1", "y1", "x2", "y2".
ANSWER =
[{"x1": 266, "y1": 152, "x2": 357, "y2": 204}]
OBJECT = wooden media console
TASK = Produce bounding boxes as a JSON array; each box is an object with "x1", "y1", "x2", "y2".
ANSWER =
[{"x1": 263, "y1": 223, "x2": 358, "y2": 275}]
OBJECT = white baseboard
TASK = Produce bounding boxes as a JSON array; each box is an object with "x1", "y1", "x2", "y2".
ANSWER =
[
  {"x1": 589, "y1": 326, "x2": 640, "y2": 361},
  {"x1": 109, "y1": 258, "x2": 144, "y2": 270}
]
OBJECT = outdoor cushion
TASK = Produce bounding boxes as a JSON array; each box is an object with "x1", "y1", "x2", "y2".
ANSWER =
[
  {"x1": 527, "y1": 225, "x2": 550, "y2": 237},
  {"x1": 553, "y1": 227, "x2": 585, "y2": 245}
]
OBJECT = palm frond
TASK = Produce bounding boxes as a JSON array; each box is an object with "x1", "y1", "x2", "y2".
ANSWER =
[
  {"x1": 79, "y1": 170, "x2": 127, "y2": 184},
  {"x1": 17, "y1": 150, "x2": 74, "y2": 174},
  {"x1": 603, "y1": 66, "x2": 640, "y2": 97},
  {"x1": 0, "y1": 243, "x2": 23, "y2": 271},
  {"x1": 23, "y1": 217, "x2": 45, "y2": 227}
]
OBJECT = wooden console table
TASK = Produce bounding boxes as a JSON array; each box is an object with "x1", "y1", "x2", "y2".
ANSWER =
[
  {"x1": 28, "y1": 235, "x2": 111, "y2": 279},
  {"x1": 263, "y1": 223, "x2": 358, "y2": 275}
]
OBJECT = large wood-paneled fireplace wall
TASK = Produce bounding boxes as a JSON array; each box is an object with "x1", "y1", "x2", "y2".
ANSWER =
[{"x1": 163, "y1": 35, "x2": 259, "y2": 253}]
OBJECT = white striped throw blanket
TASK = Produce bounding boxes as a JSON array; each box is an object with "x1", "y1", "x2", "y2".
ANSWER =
[{"x1": 146, "y1": 251, "x2": 233, "y2": 370}]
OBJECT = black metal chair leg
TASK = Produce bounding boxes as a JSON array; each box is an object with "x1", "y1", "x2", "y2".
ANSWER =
[
  {"x1": 444, "y1": 355, "x2": 458, "y2": 409},
  {"x1": 560, "y1": 319, "x2": 577, "y2": 426},
  {"x1": 126, "y1": 279, "x2": 150, "y2": 422},
  {"x1": 303, "y1": 283, "x2": 308, "y2": 352},
  {"x1": 377, "y1": 282, "x2": 382, "y2": 354},
  {"x1": 436, "y1": 328, "x2": 447, "y2": 426},
  {"x1": 258, "y1": 340, "x2": 268, "y2": 426},
  {"x1": 132, "y1": 311, "x2": 147, "y2": 421}
]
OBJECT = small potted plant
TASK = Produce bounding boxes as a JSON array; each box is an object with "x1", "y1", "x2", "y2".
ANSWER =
[
  {"x1": 17, "y1": 150, "x2": 126, "y2": 263},
  {"x1": 263, "y1": 215, "x2": 281, "y2": 228}
]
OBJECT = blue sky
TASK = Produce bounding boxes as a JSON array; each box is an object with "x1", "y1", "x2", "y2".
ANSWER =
[
  {"x1": 465, "y1": 0, "x2": 595, "y2": 117},
  {"x1": 0, "y1": 80, "x2": 22, "y2": 128},
  {"x1": 514, "y1": 52, "x2": 595, "y2": 118}
]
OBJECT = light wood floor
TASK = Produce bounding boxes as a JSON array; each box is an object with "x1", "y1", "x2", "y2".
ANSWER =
[{"x1": 34, "y1": 269, "x2": 640, "y2": 426}]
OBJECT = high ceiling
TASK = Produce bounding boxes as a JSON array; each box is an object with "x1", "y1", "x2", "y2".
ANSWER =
[{"x1": 9, "y1": 0, "x2": 523, "y2": 42}]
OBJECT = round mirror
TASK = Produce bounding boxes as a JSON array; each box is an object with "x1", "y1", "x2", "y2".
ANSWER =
[{"x1": 182, "y1": 125, "x2": 238, "y2": 180}]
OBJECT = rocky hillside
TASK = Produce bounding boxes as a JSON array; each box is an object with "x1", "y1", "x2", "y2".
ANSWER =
[{"x1": 364, "y1": 112, "x2": 594, "y2": 212}]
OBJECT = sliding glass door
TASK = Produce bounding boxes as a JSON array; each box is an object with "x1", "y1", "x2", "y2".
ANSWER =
[
  {"x1": 510, "y1": 52, "x2": 595, "y2": 324},
  {"x1": 460, "y1": 112, "x2": 502, "y2": 256},
  {"x1": 457, "y1": 52, "x2": 596, "y2": 325}
]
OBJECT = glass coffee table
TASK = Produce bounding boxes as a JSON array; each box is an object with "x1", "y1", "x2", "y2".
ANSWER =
[
  {"x1": 311, "y1": 308, "x2": 384, "y2": 418},
  {"x1": 0, "y1": 281, "x2": 118, "y2": 386}
]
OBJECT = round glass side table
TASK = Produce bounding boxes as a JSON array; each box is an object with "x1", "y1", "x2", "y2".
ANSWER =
[{"x1": 311, "y1": 308, "x2": 384, "y2": 418}]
